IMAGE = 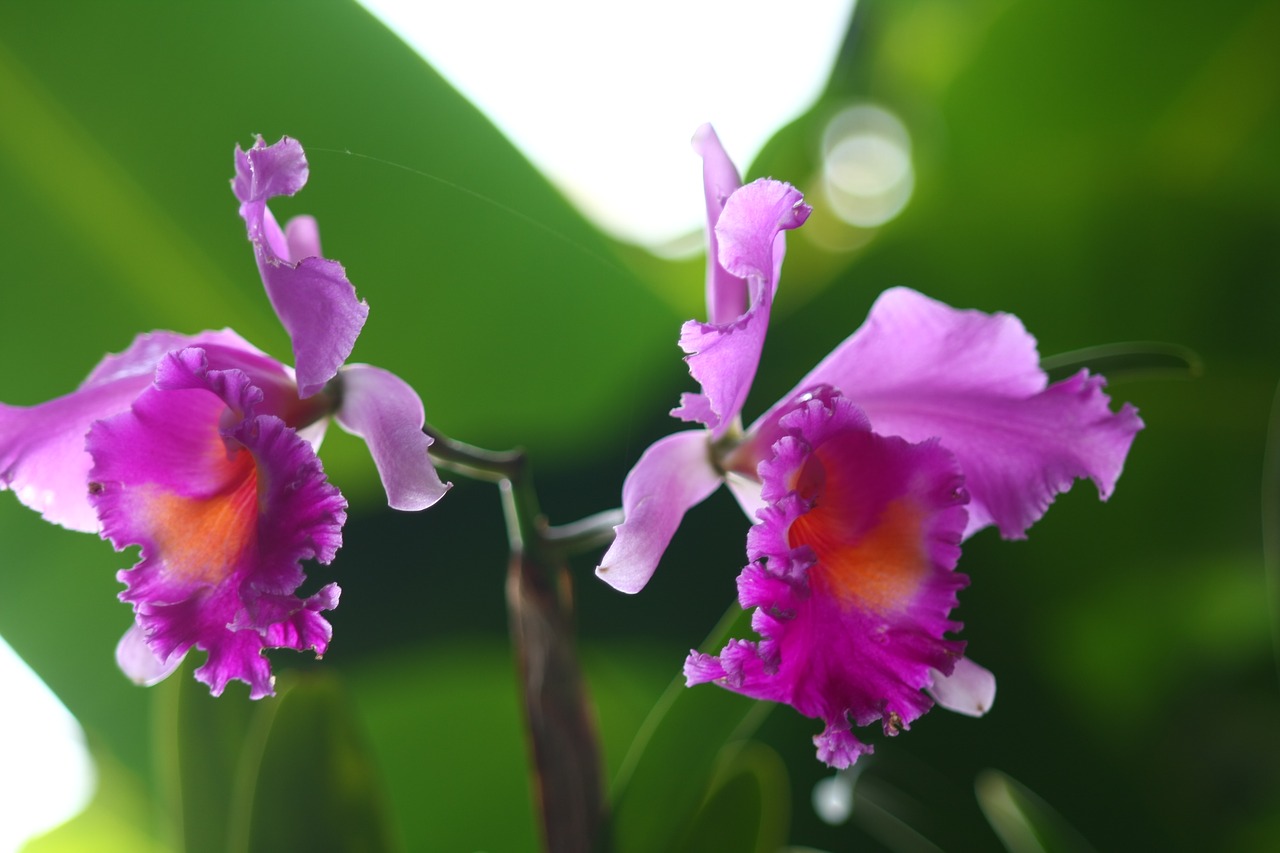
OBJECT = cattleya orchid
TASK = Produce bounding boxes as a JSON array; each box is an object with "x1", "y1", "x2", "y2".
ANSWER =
[
  {"x1": 598, "y1": 124, "x2": 1143, "y2": 766},
  {"x1": 0, "y1": 136, "x2": 446, "y2": 698}
]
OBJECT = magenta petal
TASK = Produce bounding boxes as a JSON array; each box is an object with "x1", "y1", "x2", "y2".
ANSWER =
[
  {"x1": 257, "y1": 254, "x2": 369, "y2": 399},
  {"x1": 333, "y1": 364, "x2": 450, "y2": 511},
  {"x1": 672, "y1": 179, "x2": 811, "y2": 438},
  {"x1": 596, "y1": 430, "x2": 723, "y2": 594},
  {"x1": 764, "y1": 287, "x2": 1143, "y2": 538},
  {"x1": 234, "y1": 136, "x2": 369, "y2": 399},
  {"x1": 1, "y1": 330, "x2": 264, "y2": 532},
  {"x1": 927, "y1": 657, "x2": 996, "y2": 717},
  {"x1": 692, "y1": 390, "x2": 970, "y2": 768},
  {"x1": 90, "y1": 349, "x2": 346, "y2": 698},
  {"x1": 233, "y1": 136, "x2": 308, "y2": 207},
  {"x1": 692, "y1": 124, "x2": 745, "y2": 326}
]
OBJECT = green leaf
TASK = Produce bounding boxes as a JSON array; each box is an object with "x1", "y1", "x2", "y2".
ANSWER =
[
  {"x1": 163, "y1": 662, "x2": 256, "y2": 853},
  {"x1": 673, "y1": 741, "x2": 790, "y2": 853},
  {"x1": 975, "y1": 769, "x2": 1097, "y2": 853},
  {"x1": 241, "y1": 673, "x2": 398, "y2": 853},
  {"x1": 1040, "y1": 341, "x2": 1203, "y2": 384},
  {"x1": 608, "y1": 605, "x2": 772, "y2": 853},
  {"x1": 1263, "y1": 379, "x2": 1280, "y2": 685}
]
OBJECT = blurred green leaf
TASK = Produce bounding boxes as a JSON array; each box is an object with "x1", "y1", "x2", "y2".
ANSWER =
[
  {"x1": 976, "y1": 769, "x2": 1097, "y2": 853},
  {"x1": 1263, "y1": 380, "x2": 1280, "y2": 684},
  {"x1": 608, "y1": 606, "x2": 771, "y2": 853},
  {"x1": 164, "y1": 661, "x2": 257, "y2": 853},
  {"x1": 674, "y1": 741, "x2": 790, "y2": 853},
  {"x1": 333, "y1": 638, "x2": 672, "y2": 852},
  {"x1": 340, "y1": 640, "x2": 538, "y2": 851},
  {"x1": 243, "y1": 673, "x2": 398, "y2": 853},
  {"x1": 1041, "y1": 341, "x2": 1203, "y2": 384}
]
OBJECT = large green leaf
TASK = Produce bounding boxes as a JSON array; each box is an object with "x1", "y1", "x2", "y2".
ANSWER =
[
  {"x1": 673, "y1": 741, "x2": 790, "y2": 853},
  {"x1": 608, "y1": 606, "x2": 772, "y2": 853},
  {"x1": 243, "y1": 673, "x2": 398, "y2": 853},
  {"x1": 164, "y1": 662, "x2": 257, "y2": 853}
]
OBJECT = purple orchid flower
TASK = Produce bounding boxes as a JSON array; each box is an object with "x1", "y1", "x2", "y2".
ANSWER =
[
  {"x1": 597, "y1": 124, "x2": 1142, "y2": 765},
  {"x1": 0, "y1": 136, "x2": 447, "y2": 697}
]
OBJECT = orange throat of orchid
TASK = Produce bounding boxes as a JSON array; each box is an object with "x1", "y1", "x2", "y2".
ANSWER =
[
  {"x1": 787, "y1": 449, "x2": 930, "y2": 614},
  {"x1": 131, "y1": 448, "x2": 260, "y2": 585}
]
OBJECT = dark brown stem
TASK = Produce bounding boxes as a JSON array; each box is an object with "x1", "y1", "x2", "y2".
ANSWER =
[{"x1": 425, "y1": 424, "x2": 608, "y2": 852}]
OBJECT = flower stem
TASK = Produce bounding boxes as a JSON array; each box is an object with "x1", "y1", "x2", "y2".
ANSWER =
[{"x1": 424, "y1": 424, "x2": 609, "y2": 852}]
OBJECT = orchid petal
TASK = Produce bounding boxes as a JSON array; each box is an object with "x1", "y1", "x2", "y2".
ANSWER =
[
  {"x1": 689, "y1": 391, "x2": 970, "y2": 768},
  {"x1": 333, "y1": 364, "x2": 450, "y2": 511},
  {"x1": 82, "y1": 329, "x2": 264, "y2": 387},
  {"x1": 115, "y1": 623, "x2": 184, "y2": 687},
  {"x1": 724, "y1": 471, "x2": 766, "y2": 522},
  {"x1": 596, "y1": 430, "x2": 722, "y2": 594},
  {"x1": 672, "y1": 179, "x2": 811, "y2": 438},
  {"x1": 90, "y1": 348, "x2": 346, "y2": 698},
  {"x1": 927, "y1": 657, "x2": 996, "y2": 717},
  {"x1": 232, "y1": 136, "x2": 307, "y2": 206},
  {"x1": 0, "y1": 330, "x2": 263, "y2": 532},
  {"x1": 762, "y1": 287, "x2": 1142, "y2": 538},
  {"x1": 283, "y1": 215, "x2": 322, "y2": 263},
  {"x1": 233, "y1": 136, "x2": 369, "y2": 399},
  {"x1": 692, "y1": 124, "x2": 745, "y2": 326}
]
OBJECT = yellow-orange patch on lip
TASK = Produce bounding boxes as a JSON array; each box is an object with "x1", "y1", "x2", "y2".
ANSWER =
[
  {"x1": 788, "y1": 450, "x2": 929, "y2": 614},
  {"x1": 133, "y1": 451, "x2": 259, "y2": 585}
]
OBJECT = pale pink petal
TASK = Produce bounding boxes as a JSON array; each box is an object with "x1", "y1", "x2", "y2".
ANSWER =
[
  {"x1": 927, "y1": 657, "x2": 996, "y2": 717},
  {"x1": 759, "y1": 288, "x2": 1142, "y2": 538},
  {"x1": 672, "y1": 179, "x2": 810, "y2": 438},
  {"x1": 724, "y1": 472, "x2": 766, "y2": 522},
  {"x1": 692, "y1": 124, "x2": 745, "y2": 326},
  {"x1": 115, "y1": 623, "x2": 184, "y2": 687},
  {"x1": 82, "y1": 329, "x2": 264, "y2": 388},
  {"x1": 596, "y1": 430, "x2": 723, "y2": 594},
  {"x1": 333, "y1": 364, "x2": 450, "y2": 511}
]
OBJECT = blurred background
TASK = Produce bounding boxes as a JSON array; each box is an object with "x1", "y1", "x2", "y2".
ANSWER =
[{"x1": 1, "y1": 0, "x2": 1278, "y2": 850}]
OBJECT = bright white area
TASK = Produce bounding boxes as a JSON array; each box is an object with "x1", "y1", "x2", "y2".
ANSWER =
[
  {"x1": 0, "y1": 636, "x2": 95, "y2": 852},
  {"x1": 813, "y1": 767, "x2": 858, "y2": 825},
  {"x1": 358, "y1": 0, "x2": 857, "y2": 248}
]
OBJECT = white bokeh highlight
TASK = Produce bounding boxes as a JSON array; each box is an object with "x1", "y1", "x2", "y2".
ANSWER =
[
  {"x1": 358, "y1": 0, "x2": 856, "y2": 247},
  {"x1": 822, "y1": 103, "x2": 915, "y2": 228},
  {"x1": 0, "y1": 636, "x2": 95, "y2": 852}
]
